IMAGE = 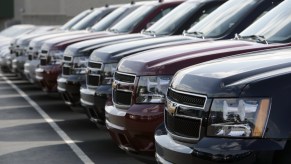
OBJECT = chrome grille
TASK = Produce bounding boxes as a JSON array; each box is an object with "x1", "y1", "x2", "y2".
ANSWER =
[
  {"x1": 62, "y1": 66, "x2": 71, "y2": 75},
  {"x1": 88, "y1": 62, "x2": 102, "y2": 69},
  {"x1": 114, "y1": 72, "x2": 135, "y2": 83},
  {"x1": 167, "y1": 88, "x2": 206, "y2": 108},
  {"x1": 87, "y1": 75, "x2": 100, "y2": 86},
  {"x1": 113, "y1": 90, "x2": 132, "y2": 106},
  {"x1": 165, "y1": 111, "x2": 201, "y2": 139},
  {"x1": 40, "y1": 58, "x2": 47, "y2": 66},
  {"x1": 28, "y1": 55, "x2": 32, "y2": 60},
  {"x1": 41, "y1": 50, "x2": 48, "y2": 54},
  {"x1": 63, "y1": 56, "x2": 72, "y2": 62},
  {"x1": 112, "y1": 72, "x2": 136, "y2": 107},
  {"x1": 165, "y1": 88, "x2": 208, "y2": 140}
]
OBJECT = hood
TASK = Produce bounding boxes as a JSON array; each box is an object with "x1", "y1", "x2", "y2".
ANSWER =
[
  {"x1": 89, "y1": 35, "x2": 202, "y2": 63},
  {"x1": 16, "y1": 31, "x2": 62, "y2": 46},
  {"x1": 40, "y1": 32, "x2": 108, "y2": 51},
  {"x1": 28, "y1": 30, "x2": 88, "y2": 48},
  {"x1": 170, "y1": 47, "x2": 291, "y2": 97},
  {"x1": 55, "y1": 31, "x2": 113, "y2": 48},
  {"x1": 64, "y1": 34, "x2": 147, "y2": 57},
  {"x1": 118, "y1": 40, "x2": 286, "y2": 76}
]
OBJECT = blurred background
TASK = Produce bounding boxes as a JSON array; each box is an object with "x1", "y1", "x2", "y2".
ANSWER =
[{"x1": 0, "y1": 0, "x2": 144, "y2": 30}]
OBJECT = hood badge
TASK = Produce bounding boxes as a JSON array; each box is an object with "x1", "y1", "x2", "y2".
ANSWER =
[
  {"x1": 112, "y1": 81, "x2": 118, "y2": 89},
  {"x1": 167, "y1": 100, "x2": 178, "y2": 116}
]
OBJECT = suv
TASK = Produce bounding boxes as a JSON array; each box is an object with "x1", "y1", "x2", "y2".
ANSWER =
[
  {"x1": 106, "y1": 0, "x2": 291, "y2": 157},
  {"x1": 6, "y1": 8, "x2": 93, "y2": 75},
  {"x1": 80, "y1": 0, "x2": 226, "y2": 124},
  {"x1": 87, "y1": 0, "x2": 280, "y2": 125},
  {"x1": 11, "y1": 26, "x2": 58, "y2": 76},
  {"x1": 57, "y1": 0, "x2": 184, "y2": 108},
  {"x1": 9, "y1": 8, "x2": 94, "y2": 76},
  {"x1": 156, "y1": 47, "x2": 291, "y2": 164},
  {"x1": 9, "y1": 7, "x2": 93, "y2": 69},
  {"x1": 34, "y1": 1, "x2": 150, "y2": 92},
  {"x1": 23, "y1": 5, "x2": 117, "y2": 83}
]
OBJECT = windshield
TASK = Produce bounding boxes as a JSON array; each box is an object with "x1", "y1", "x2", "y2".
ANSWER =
[
  {"x1": 187, "y1": 0, "x2": 258, "y2": 38},
  {"x1": 240, "y1": 0, "x2": 291, "y2": 43},
  {"x1": 108, "y1": 5, "x2": 155, "y2": 33},
  {"x1": 145, "y1": 1, "x2": 221, "y2": 36},
  {"x1": 91, "y1": 7, "x2": 128, "y2": 32},
  {"x1": 60, "y1": 10, "x2": 91, "y2": 30},
  {"x1": 0, "y1": 26, "x2": 34, "y2": 37},
  {"x1": 71, "y1": 9, "x2": 103, "y2": 30},
  {"x1": 144, "y1": 2, "x2": 199, "y2": 36}
]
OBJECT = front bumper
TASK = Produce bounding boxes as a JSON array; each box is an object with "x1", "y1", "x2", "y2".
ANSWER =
[
  {"x1": 35, "y1": 67, "x2": 44, "y2": 81},
  {"x1": 57, "y1": 75, "x2": 84, "y2": 105},
  {"x1": 24, "y1": 60, "x2": 39, "y2": 83},
  {"x1": 36, "y1": 64, "x2": 61, "y2": 92},
  {"x1": 105, "y1": 104, "x2": 164, "y2": 156},
  {"x1": 80, "y1": 87, "x2": 95, "y2": 107},
  {"x1": 80, "y1": 87, "x2": 101, "y2": 122},
  {"x1": 12, "y1": 55, "x2": 27, "y2": 73},
  {"x1": 155, "y1": 124, "x2": 286, "y2": 164}
]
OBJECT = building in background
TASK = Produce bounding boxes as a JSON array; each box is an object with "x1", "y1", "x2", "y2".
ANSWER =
[
  {"x1": 0, "y1": 0, "x2": 15, "y2": 29},
  {"x1": 1, "y1": 0, "x2": 145, "y2": 30}
]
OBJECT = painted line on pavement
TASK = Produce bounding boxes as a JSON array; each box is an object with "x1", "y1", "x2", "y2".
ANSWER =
[{"x1": 0, "y1": 74, "x2": 94, "y2": 164}]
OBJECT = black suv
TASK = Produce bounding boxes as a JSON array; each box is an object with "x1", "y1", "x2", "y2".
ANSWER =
[{"x1": 155, "y1": 47, "x2": 291, "y2": 164}]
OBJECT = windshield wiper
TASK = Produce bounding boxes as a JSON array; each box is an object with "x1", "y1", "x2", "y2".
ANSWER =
[
  {"x1": 235, "y1": 34, "x2": 268, "y2": 44},
  {"x1": 142, "y1": 30, "x2": 157, "y2": 37},
  {"x1": 107, "y1": 28, "x2": 120, "y2": 34},
  {"x1": 183, "y1": 30, "x2": 205, "y2": 39}
]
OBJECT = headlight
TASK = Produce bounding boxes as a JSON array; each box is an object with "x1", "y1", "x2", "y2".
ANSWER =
[
  {"x1": 49, "y1": 50, "x2": 64, "y2": 64},
  {"x1": 207, "y1": 98, "x2": 271, "y2": 138},
  {"x1": 72, "y1": 56, "x2": 89, "y2": 74},
  {"x1": 101, "y1": 63, "x2": 117, "y2": 84},
  {"x1": 136, "y1": 76, "x2": 172, "y2": 104}
]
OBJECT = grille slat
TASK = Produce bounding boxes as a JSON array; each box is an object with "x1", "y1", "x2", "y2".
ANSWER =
[
  {"x1": 40, "y1": 59, "x2": 47, "y2": 66},
  {"x1": 87, "y1": 75, "x2": 100, "y2": 86},
  {"x1": 165, "y1": 112, "x2": 200, "y2": 139},
  {"x1": 168, "y1": 89, "x2": 206, "y2": 108},
  {"x1": 63, "y1": 56, "x2": 72, "y2": 62},
  {"x1": 62, "y1": 67, "x2": 71, "y2": 75},
  {"x1": 114, "y1": 72, "x2": 135, "y2": 83},
  {"x1": 41, "y1": 50, "x2": 48, "y2": 54},
  {"x1": 88, "y1": 62, "x2": 102, "y2": 69},
  {"x1": 113, "y1": 90, "x2": 131, "y2": 105}
]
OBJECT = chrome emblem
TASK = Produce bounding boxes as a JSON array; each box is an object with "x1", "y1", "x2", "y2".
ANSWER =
[
  {"x1": 85, "y1": 68, "x2": 90, "y2": 74},
  {"x1": 112, "y1": 81, "x2": 118, "y2": 89},
  {"x1": 167, "y1": 100, "x2": 178, "y2": 116}
]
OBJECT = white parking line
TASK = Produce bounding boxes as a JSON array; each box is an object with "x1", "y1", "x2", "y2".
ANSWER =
[{"x1": 0, "y1": 74, "x2": 94, "y2": 164}]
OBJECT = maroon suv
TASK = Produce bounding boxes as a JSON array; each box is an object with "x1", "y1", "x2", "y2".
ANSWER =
[
  {"x1": 56, "y1": 0, "x2": 184, "y2": 109},
  {"x1": 106, "y1": 0, "x2": 291, "y2": 157}
]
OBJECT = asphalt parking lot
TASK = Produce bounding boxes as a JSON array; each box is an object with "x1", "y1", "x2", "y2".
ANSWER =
[{"x1": 0, "y1": 71, "x2": 145, "y2": 164}]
